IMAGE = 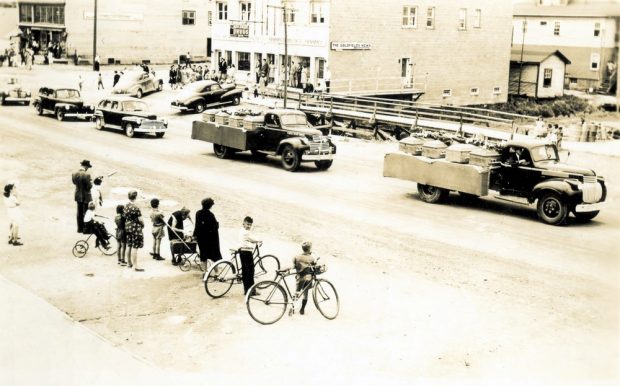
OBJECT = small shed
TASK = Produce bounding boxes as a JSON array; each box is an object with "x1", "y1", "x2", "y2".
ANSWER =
[{"x1": 509, "y1": 50, "x2": 571, "y2": 98}]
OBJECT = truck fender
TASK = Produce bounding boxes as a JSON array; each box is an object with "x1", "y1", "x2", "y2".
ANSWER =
[
  {"x1": 276, "y1": 138, "x2": 309, "y2": 155},
  {"x1": 532, "y1": 179, "x2": 579, "y2": 201}
]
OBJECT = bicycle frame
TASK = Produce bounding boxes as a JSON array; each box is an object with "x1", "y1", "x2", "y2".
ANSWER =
[{"x1": 265, "y1": 271, "x2": 315, "y2": 306}]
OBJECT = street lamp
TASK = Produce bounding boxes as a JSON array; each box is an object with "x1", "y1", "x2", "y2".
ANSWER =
[{"x1": 92, "y1": 0, "x2": 97, "y2": 71}]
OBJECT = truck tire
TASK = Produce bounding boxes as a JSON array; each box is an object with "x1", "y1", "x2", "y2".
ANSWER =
[
  {"x1": 315, "y1": 160, "x2": 333, "y2": 170},
  {"x1": 537, "y1": 192, "x2": 568, "y2": 225},
  {"x1": 281, "y1": 144, "x2": 300, "y2": 171},
  {"x1": 573, "y1": 210, "x2": 599, "y2": 222},
  {"x1": 213, "y1": 144, "x2": 231, "y2": 159},
  {"x1": 417, "y1": 184, "x2": 448, "y2": 203}
]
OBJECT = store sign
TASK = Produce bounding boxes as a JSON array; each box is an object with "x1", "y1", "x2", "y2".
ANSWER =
[
  {"x1": 230, "y1": 23, "x2": 249, "y2": 38},
  {"x1": 331, "y1": 42, "x2": 372, "y2": 50},
  {"x1": 83, "y1": 12, "x2": 143, "y2": 21}
]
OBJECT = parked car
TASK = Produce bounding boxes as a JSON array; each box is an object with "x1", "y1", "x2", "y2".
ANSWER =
[
  {"x1": 32, "y1": 87, "x2": 95, "y2": 121},
  {"x1": 171, "y1": 80, "x2": 242, "y2": 113},
  {"x1": 112, "y1": 70, "x2": 163, "y2": 99},
  {"x1": 94, "y1": 97, "x2": 167, "y2": 138},
  {"x1": 0, "y1": 77, "x2": 31, "y2": 106}
]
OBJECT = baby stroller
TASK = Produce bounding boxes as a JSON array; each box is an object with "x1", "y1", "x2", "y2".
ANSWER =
[
  {"x1": 165, "y1": 222, "x2": 207, "y2": 272},
  {"x1": 73, "y1": 217, "x2": 119, "y2": 258}
]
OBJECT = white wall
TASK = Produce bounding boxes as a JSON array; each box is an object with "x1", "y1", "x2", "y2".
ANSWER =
[{"x1": 512, "y1": 16, "x2": 616, "y2": 48}]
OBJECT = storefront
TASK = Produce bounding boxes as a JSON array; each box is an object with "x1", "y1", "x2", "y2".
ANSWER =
[{"x1": 17, "y1": 2, "x2": 66, "y2": 57}]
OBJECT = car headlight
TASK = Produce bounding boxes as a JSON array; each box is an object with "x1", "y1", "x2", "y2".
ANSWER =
[
  {"x1": 136, "y1": 119, "x2": 143, "y2": 125},
  {"x1": 161, "y1": 118, "x2": 168, "y2": 126}
]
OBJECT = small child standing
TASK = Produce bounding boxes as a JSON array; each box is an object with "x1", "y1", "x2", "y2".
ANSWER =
[
  {"x1": 150, "y1": 198, "x2": 165, "y2": 261},
  {"x1": 90, "y1": 177, "x2": 103, "y2": 209},
  {"x1": 238, "y1": 216, "x2": 261, "y2": 295},
  {"x1": 115, "y1": 204, "x2": 127, "y2": 265}
]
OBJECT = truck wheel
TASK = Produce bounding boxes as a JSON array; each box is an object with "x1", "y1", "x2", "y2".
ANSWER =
[
  {"x1": 124, "y1": 122, "x2": 135, "y2": 138},
  {"x1": 573, "y1": 210, "x2": 599, "y2": 222},
  {"x1": 56, "y1": 109, "x2": 65, "y2": 121},
  {"x1": 417, "y1": 184, "x2": 448, "y2": 203},
  {"x1": 281, "y1": 145, "x2": 300, "y2": 171},
  {"x1": 537, "y1": 192, "x2": 568, "y2": 225},
  {"x1": 213, "y1": 144, "x2": 231, "y2": 159},
  {"x1": 315, "y1": 160, "x2": 333, "y2": 170},
  {"x1": 194, "y1": 102, "x2": 205, "y2": 113}
]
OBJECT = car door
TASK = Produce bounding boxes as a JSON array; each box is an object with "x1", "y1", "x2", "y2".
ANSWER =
[
  {"x1": 209, "y1": 83, "x2": 227, "y2": 103},
  {"x1": 43, "y1": 90, "x2": 55, "y2": 110},
  {"x1": 109, "y1": 101, "x2": 122, "y2": 127},
  {"x1": 262, "y1": 113, "x2": 285, "y2": 151},
  {"x1": 498, "y1": 146, "x2": 539, "y2": 196}
]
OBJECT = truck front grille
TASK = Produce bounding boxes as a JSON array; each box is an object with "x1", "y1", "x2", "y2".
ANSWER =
[
  {"x1": 309, "y1": 139, "x2": 331, "y2": 153},
  {"x1": 582, "y1": 178, "x2": 603, "y2": 204}
]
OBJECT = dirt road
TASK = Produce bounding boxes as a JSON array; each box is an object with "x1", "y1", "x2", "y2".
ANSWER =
[{"x1": 0, "y1": 79, "x2": 619, "y2": 386}]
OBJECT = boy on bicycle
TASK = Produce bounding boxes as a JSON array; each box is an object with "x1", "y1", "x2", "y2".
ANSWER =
[
  {"x1": 239, "y1": 216, "x2": 262, "y2": 295},
  {"x1": 291, "y1": 241, "x2": 316, "y2": 315}
]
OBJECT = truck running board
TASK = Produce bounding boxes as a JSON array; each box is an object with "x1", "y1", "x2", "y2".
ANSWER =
[{"x1": 491, "y1": 193, "x2": 530, "y2": 206}]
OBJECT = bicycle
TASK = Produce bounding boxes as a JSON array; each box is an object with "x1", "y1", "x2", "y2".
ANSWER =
[
  {"x1": 245, "y1": 261, "x2": 339, "y2": 325},
  {"x1": 72, "y1": 216, "x2": 119, "y2": 258},
  {"x1": 203, "y1": 241, "x2": 280, "y2": 298}
]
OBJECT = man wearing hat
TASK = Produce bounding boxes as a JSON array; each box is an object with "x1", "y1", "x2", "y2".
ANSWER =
[{"x1": 72, "y1": 160, "x2": 93, "y2": 233}]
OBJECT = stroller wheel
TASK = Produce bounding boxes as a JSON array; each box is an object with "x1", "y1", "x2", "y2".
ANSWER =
[
  {"x1": 179, "y1": 257, "x2": 191, "y2": 272},
  {"x1": 72, "y1": 240, "x2": 89, "y2": 258}
]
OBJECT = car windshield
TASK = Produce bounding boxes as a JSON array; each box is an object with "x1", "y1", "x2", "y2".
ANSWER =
[
  {"x1": 122, "y1": 100, "x2": 148, "y2": 112},
  {"x1": 56, "y1": 89, "x2": 80, "y2": 98},
  {"x1": 187, "y1": 82, "x2": 210, "y2": 92},
  {"x1": 530, "y1": 145, "x2": 558, "y2": 162},
  {"x1": 280, "y1": 114, "x2": 308, "y2": 126}
]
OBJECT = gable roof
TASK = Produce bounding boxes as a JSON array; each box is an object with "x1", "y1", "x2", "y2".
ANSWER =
[
  {"x1": 514, "y1": 3, "x2": 620, "y2": 18},
  {"x1": 510, "y1": 50, "x2": 572, "y2": 65}
]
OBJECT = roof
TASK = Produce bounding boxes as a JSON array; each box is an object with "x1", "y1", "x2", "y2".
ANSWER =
[
  {"x1": 510, "y1": 50, "x2": 571, "y2": 65},
  {"x1": 513, "y1": 3, "x2": 620, "y2": 18}
]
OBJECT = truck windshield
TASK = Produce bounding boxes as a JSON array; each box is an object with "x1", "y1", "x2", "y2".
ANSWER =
[
  {"x1": 280, "y1": 114, "x2": 308, "y2": 126},
  {"x1": 530, "y1": 145, "x2": 558, "y2": 162}
]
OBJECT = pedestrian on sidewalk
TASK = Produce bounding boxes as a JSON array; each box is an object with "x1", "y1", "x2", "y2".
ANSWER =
[
  {"x1": 115, "y1": 204, "x2": 127, "y2": 266},
  {"x1": 259, "y1": 59, "x2": 269, "y2": 98},
  {"x1": 149, "y1": 198, "x2": 165, "y2": 261},
  {"x1": 97, "y1": 73, "x2": 104, "y2": 90},
  {"x1": 78, "y1": 75, "x2": 83, "y2": 92},
  {"x1": 124, "y1": 190, "x2": 145, "y2": 271},
  {"x1": 94, "y1": 54, "x2": 100, "y2": 71},
  {"x1": 72, "y1": 160, "x2": 93, "y2": 233},
  {"x1": 3, "y1": 184, "x2": 23, "y2": 246},
  {"x1": 193, "y1": 198, "x2": 222, "y2": 266},
  {"x1": 113, "y1": 71, "x2": 121, "y2": 87}
]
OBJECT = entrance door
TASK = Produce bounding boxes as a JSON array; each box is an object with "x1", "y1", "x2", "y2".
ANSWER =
[
  {"x1": 206, "y1": 38, "x2": 212, "y2": 57},
  {"x1": 401, "y1": 57, "x2": 412, "y2": 87}
]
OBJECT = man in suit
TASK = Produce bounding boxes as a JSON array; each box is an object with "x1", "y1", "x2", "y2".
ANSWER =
[{"x1": 72, "y1": 160, "x2": 93, "y2": 233}]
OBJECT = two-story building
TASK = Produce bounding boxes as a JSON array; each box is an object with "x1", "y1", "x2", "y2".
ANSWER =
[
  {"x1": 212, "y1": 0, "x2": 514, "y2": 105},
  {"x1": 16, "y1": 0, "x2": 211, "y2": 64},
  {"x1": 512, "y1": 0, "x2": 620, "y2": 92}
]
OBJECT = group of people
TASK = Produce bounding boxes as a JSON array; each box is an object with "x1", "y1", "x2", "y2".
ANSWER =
[
  {"x1": 533, "y1": 117, "x2": 564, "y2": 148},
  {"x1": 169, "y1": 63, "x2": 226, "y2": 89}
]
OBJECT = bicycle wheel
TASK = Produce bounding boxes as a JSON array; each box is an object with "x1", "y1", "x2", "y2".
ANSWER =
[
  {"x1": 98, "y1": 234, "x2": 118, "y2": 256},
  {"x1": 313, "y1": 279, "x2": 339, "y2": 320},
  {"x1": 179, "y1": 256, "x2": 192, "y2": 272},
  {"x1": 254, "y1": 254, "x2": 280, "y2": 282},
  {"x1": 246, "y1": 281, "x2": 288, "y2": 325},
  {"x1": 204, "y1": 260, "x2": 235, "y2": 298},
  {"x1": 72, "y1": 240, "x2": 89, "y2": 258}
]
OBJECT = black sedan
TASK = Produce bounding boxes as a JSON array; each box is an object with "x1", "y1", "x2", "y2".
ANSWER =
[
  {"x1": 94, "y1": 97, "x2": 167, "y2": 138},
  {"x1": 171, "y1": 80, "x2": 243, "y2": 113}
]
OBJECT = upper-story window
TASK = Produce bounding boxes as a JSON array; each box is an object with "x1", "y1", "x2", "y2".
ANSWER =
[
  {"x1": 402, "y1": 6, "x2": 418, "y2": 28},
  {"x1": 284, "y1": 8, "x2": 295, "y2": 23},
  {"x1": 311, "y1": 2, "x2": 325, "y2": 24},
  {"x1": 182, "y1": 10, "x2": 195, "y2": 25},
  {"x1": 591, "y1": 53, "x2": 600, "y2": 70},
  {"x1": 426, "y1": 7, "x2": 435, "y2": 29},
  {"x1": 554, "y1": 21, "x2": 560, "y2": 36},
  {"x1": 217, "y1": 2, "x2": 228, "y2": 20},
  {"x1": 594, "y1": 22, "x2": 601, "y2": 37},
  {"x1": 473, "y1": 9, "x2": 481, "y2": 28},
  {"x1": 19, "y1": 4, "x2": 65, "y2": 24},
  {"x1": 208, "y1": 11, "x2": 212, "y2": 26},
  {"x1": 458, "y1": 8, "x2": 467, "y2": 30},
  {"x1": 240, "y1": 2, "x2": 251, "y2": 21}
]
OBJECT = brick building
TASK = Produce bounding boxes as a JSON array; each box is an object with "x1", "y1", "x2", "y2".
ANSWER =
[
  {"x1": 212, "y1": 0, "x2": 514, "y2": 105},
  {"x1": 512, "y1": 0, "x2": 620, "y2": 92},
  {"x1": 16, "y1": 0, "x2": 211, "y2": 64}
]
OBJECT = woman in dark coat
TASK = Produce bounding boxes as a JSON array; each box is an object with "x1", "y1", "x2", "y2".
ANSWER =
[{"x1": 193, "y1": 197, "x2": 222, "y2": 263}]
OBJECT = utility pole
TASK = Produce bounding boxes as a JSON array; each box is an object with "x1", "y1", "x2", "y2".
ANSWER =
[
  {"x1": 268, "y1": 3, "x2": 292, "y2": 108},
  {"x1": 517, "y1": 18, "x2": 526, "y2": 96},
  {"x1": 92, "y1": 0, "x2": 97, "y2": 71}
]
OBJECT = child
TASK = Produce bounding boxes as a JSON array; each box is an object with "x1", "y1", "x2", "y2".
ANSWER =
[
  {"x1": 90, "y1": 177, "x2": 103, "y2": 209},
  {"x1": 253, "y1": 85, "x2": 259, "y2": 98},
  {"x1": 291, "y1": 241, "x2": 316, "y2": 315},
  {"x1": 150, "y1": 198, "x2": 165, "y2": 261},
  {"x1": 84, "y1": 201, "x2": 110, "y2": 250},
  {"x1": 115, "y1": 204, "x2": 127, "y2": 265},
  {"x1": 238, "y1": 216, "x2": 262, "y2": 295},
  {"x1": 3, "y1": 184, "x2": 23, "y2": 246}
]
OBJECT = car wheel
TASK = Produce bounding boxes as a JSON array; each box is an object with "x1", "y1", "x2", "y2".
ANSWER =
[
  {"x1": 281, "y1": 145, "x2": 300, "y2": 171},
  {"x1": 56, "y1": 109, "x2": 65, "y2": 121},
  {"x1": 314, "y1": 160, "x2": 333, "y2": 170},
  {"x1": 232, "y1": 96, "x2": 240, "y2": 106},
  {"x1": 95, "y1": 116, "x2": 105, "y2": 130},
  {"x1": 213, "y1": 144, "x2": 231, "y2": 159},
  {"x1": 537, "y1": 192, "x2": 568, "y2": 225},
  {"x1": 194, "y1": 102, "x2": 205, "y2": 113},
  {"x1": 417, "y1": 184, "x2": 448, "y2": 203},
  {"x1": 124, "y1": 122, "x2": 135, "y2": 138},
  {"x1": 157, "y1": 82, "x2": 163, "y2": 92},
  {"x1": 136, "y1": 89, "x2": 143, "y2": 99}
]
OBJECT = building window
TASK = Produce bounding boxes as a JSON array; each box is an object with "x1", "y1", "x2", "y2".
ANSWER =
[
  {"x1": 402, "y1": 6, "x2": 417, "y2": 28},
  {"x1": 458, "y1": 8, "x2": 467, "y2": 30},
  {"x1": 540, "y1": 20, "x2": 547, "y2": 26},
  {"x1": 21, "y1": 4, "x2": 64, "y2": 24},
  {"x1": 237, "y1": 51, "x2": 250, "y2": 71},
  {"x1": 217, "y1": 2, "x2": 228, "y2": 20},
  {"x1": 182, "y1": 10, "x2": 195, "y2": 25},
  {"x1": 473, "y1": 9, "x2": 481, "y2": 28},
  {"x1": 543, "y1": 68, "x2": 553, "y2": 88},
  {"x1": 284, "y1": 8, "x2": 295, "y2": 23},
  {"x1": 493, "y1": 86, "x2": 501, "y2": 95},
  {"x1": 426, "y1": 7, "x2": 434, "y2": 29},
  {"x1": 442, "y1": 89, "x2": 452, "y2": 97},
  {"x1": 208, "y1": 11, "x2": 212, "y2": 26},
  {"x1": 554, "y1": 21, "x2": 560, "y2": 36},
  {"x1": 311, "y1": 2, "x2": 325, "y2": 24},
  {"x1": 470, "y1": 87, "x2": 479, "y2": 95},
  {"x1": 240, "y1": 2, "x2": 251, "y2": 21},
  {"x1": 591, "y1": 53, "x2": 600, "y2": 70},
  {"x1": 594, "y1": 22, "x2": 601, "y2": 37}
]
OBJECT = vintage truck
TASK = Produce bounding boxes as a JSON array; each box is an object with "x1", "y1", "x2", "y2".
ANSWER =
[
  {"x1": 383, "y1": 138, "x2": 606, "y2": 225},
  {"x1": 191, "y1": 109, "x2": 336, "y2": 171}
]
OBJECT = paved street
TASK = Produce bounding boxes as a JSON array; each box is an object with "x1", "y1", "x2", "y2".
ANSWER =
[{"x1": 1, "y1": 65, "x2": 619, "y2": 386}]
